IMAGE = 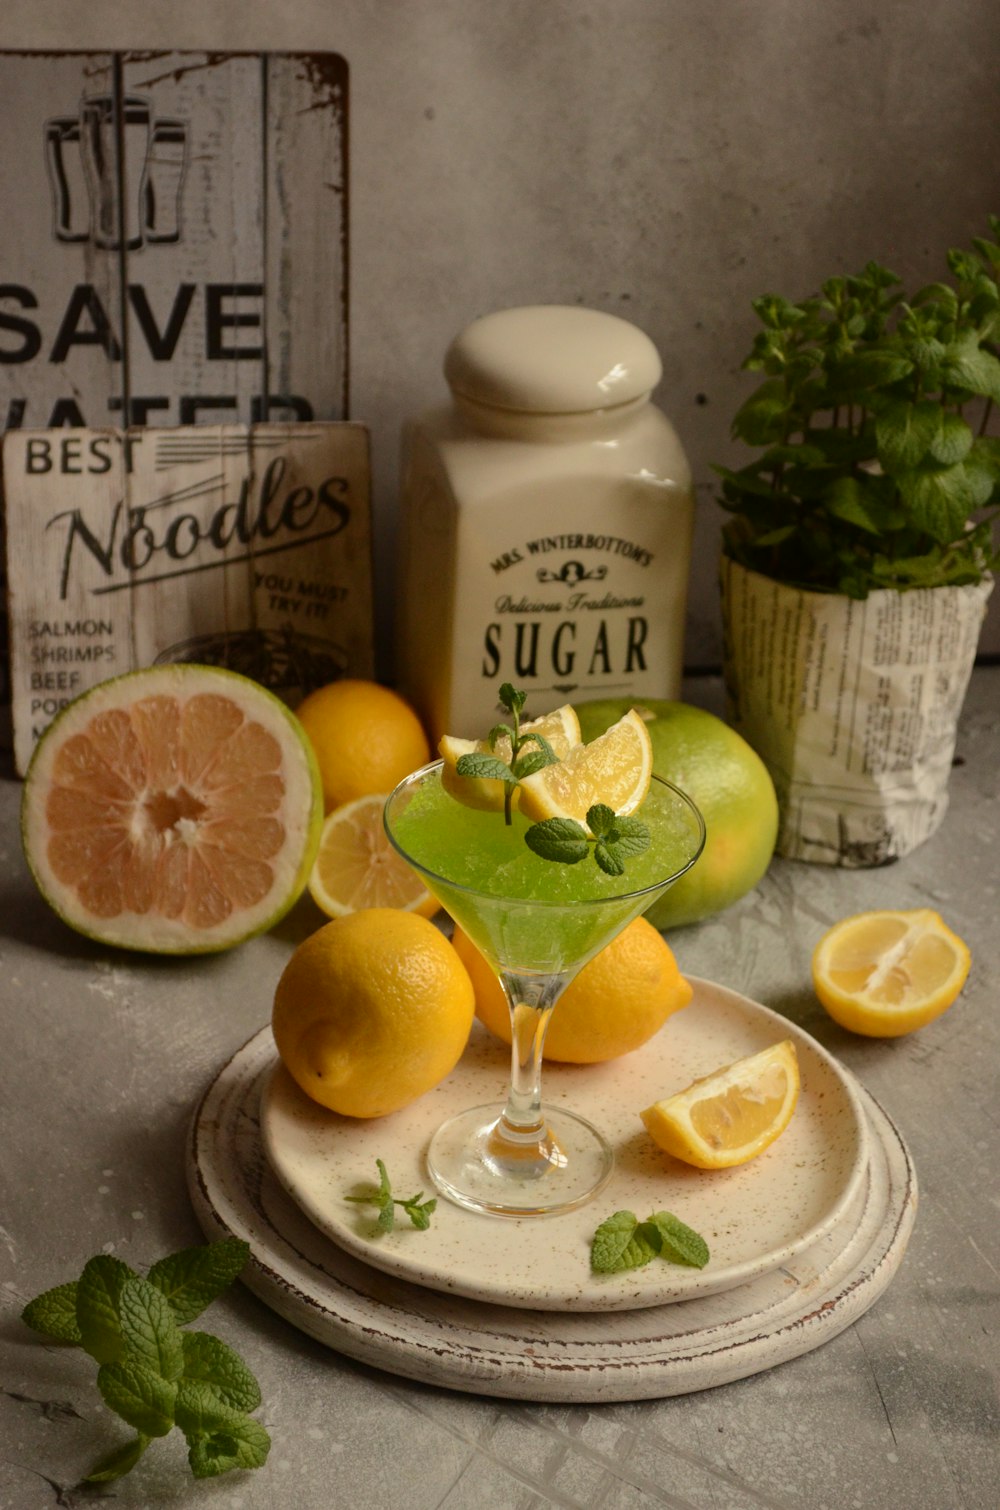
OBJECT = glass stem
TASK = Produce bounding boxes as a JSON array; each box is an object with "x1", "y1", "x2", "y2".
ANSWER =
[{"x1": 496, "y1": 970, "x2": 567, "y2": 1140}]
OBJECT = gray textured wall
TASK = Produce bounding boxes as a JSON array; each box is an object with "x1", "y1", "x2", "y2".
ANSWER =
[{"x1": 4, "y1": 0, "x2": 999, "y2": 674}]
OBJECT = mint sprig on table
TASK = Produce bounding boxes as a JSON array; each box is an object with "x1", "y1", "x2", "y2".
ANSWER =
[
  {"x1": 20, "y1": 1238, "x2": 269, "y2": 1485},
  {"x1": 455, "y1": 681, "x2": 559, "y2": 824},
  {"x1": 591, "y1": 1209, "x2": 710, "y2": 1274},
  {"x1": 345, "y1": 1158, "x2": 437, "y2": 1232}
]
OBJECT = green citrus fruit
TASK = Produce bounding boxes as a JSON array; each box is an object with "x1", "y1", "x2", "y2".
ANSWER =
[
  {"x1": 574, "y1": 698, "x2": 778, "y2": 929},
  {"x1": 21, "y1": 664, "x2": 324, "y2": 953}
]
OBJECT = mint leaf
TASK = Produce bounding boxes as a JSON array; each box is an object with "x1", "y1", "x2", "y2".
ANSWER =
[
  {"x1": 456, "y1": 752, "x2": 515, "y2": 783},
  {"x1": 524, "y1": 817, "x2": 589, "y2": 864},
  {"x1": 76, "y1": 1255, "x2": 134, "y2": 1365},
  {"x1": 21, "y1": 1281, "x2": 82, "y2": 1345},
  {"x1": 97, "y1": 1359, "x2": 177, "y2": 1438},
  {"x1": 646, "y1": 1211, "x2": 711, "y2": 1269},
  {"x1": 186, "y1": 1409, "x2": 271, "y2": 1478},
  {"x1": 181, "y1": 1331, "x2": 262, "y2": 1412},
  {"x1": 400, "y1": 1194, "x2": 437, "y2": 1231},
  {"x1": 604, "y1": 816, "x2": 650, "y2": 856},
  {"x1": 591, "y1": 1209, "x2": 711, "y2": 1275},
  {"x1": 519, "y1": 730, "x2": 557, "y2": 763},
  {"x1": 586, "y1": 803, "x2": 617, "y2": 837},
  {"x1": 119, "y1": 1276, "x2": 185, "y2": 1383},
  {"x1": 512, "y1": 748, "x2": 554, "y2": 779},
  {"x1": 590, "y1": 1211, "x2": 658, "y2": 1274},
  {"x1": 589, "y1": 808, "x2": 650, "y2": 876},
  {"x1": 146, "y1": 1238, "x2": 249, "y2": 1327},
  {"x1": 346, "y1": 1160, "x2": 436, "y2": 1234},
  {"x1": 593, "y1": 840, "x2": 626, "y2": 876},
  {"x1": 487, "y1": 722, "x2": 514, "y2": 749},
  {"x1": 82, "y1": 1434, "x2": 150, "y2": 1484},
  {"x1": 498, "y1": 683, "x2": 526, "y2": 716}
]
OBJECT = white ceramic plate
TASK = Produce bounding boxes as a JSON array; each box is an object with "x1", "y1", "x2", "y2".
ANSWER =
[
  {"x1": 259, "y1": 977, "x2": 869, "y2": 1312},
  {"x1": 189, "y1": 1043, "x2": 915, "y2": 1401}
]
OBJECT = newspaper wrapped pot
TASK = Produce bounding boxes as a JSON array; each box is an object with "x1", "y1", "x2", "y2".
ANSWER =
[{"x1": 720, "y1": 557, "x2": 993, "y2": 867}]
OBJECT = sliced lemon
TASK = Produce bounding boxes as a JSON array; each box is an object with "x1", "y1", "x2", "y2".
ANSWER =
[
  {"x1": 440, "y1": 703, "x2": 581, "y2": 811},
  {"x1": 308, "y1": 794, "x2": 438, "y2": 920},
  {"x1": 516, "y1": 708, "x2": 652, "y2": 829},
  {"x1": 641, "y1": 1040, "x2": 800, "y2": 1169},
  {"x1": 812, "y1": 908, "x2": 970, "y2": 1037}
]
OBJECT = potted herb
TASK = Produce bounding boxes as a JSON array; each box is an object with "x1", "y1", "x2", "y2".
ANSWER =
[{"x1": 716, "y1": 219, "x2": 999, "y2": 866}]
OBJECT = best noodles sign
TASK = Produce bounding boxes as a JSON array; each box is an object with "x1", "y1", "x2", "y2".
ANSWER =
[
  {"x1": 3, "y1": 423, "x2": 374, "y2": 775},
  {"x1": 0, "y1": 49, "x2": 361, "y2": 770}
]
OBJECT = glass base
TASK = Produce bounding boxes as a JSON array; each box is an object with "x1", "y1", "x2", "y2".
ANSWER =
[{"x1": 426, "y1": 1103, "x2": 614, "y2": 1217}]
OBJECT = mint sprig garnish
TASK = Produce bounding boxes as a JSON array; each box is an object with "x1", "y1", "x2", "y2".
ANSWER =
[
  {"x1": 590, "y1": 1209, "x2": 710, "y2": 1274},
  {"x1": 20, "y1": 1238, "x2": 268, "y2": 1485},
  {"x1": 526, "y1": 803, "x2": 651, "y2": 876},
  {"x1": 345, "y1": 1157, "x2": 437, "y2": 1233},
  {"x1": 454, "y1": 684, "x2": 652, "y2": 875},
  {"x1": 455, "y1": 682, "x2": 559, "y2": 823}
]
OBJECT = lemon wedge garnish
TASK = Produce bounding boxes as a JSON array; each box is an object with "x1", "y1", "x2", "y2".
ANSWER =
[
  {"x1": 812, "y1": 908, "x2": 970, "y2": 1037},
  {"x1": 641, "y1": 1040, "x2": 800, "y2": 1169},
  {"x1": 517, "y1": 708, "x2": 652, "y2": 830},
  {"x1": 439, "y1": 703, "x2": 581, "y2": 811}
]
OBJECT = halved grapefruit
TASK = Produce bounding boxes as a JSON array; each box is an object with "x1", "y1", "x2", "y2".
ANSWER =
[{"x1": 21, "y1": 665, "x2": 323, "y2": 953}]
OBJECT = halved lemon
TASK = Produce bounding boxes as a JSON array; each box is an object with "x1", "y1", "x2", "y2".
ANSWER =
[
  {"x1": 308, "y1": 794, "x2": 438, "y2": 920},
  {"x1": 641, "y1": 1040, "x2": 800, "y2": 1169},
  {"x1": 440, "y1": 703, "x2": 581, "y2": 811},
  {"x1": 517, "y1": 709, "x2": 652, "y2": 829},
  {"x1": 812, "y1": 908, "x2": 970, "y2": 1037}
]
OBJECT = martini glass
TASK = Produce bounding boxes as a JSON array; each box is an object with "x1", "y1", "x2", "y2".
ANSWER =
[{"x1": 384, "y1": 762, "x2": 705, "y2": 1217}]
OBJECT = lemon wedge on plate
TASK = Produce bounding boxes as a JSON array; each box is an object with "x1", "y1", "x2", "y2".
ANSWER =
[
  {"x1": 641, "y1": 1040, "x2": 801, "y2": 1169},
  {"x1": 812, "y1": 907, "x2": 970, "y2": 1037}
]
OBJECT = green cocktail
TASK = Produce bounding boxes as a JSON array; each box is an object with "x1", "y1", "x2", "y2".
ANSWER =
[{"x1": 385, "y1": 762, "x2": 705, "y2": 1217}]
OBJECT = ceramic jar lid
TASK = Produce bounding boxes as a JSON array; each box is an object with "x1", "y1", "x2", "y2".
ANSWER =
[{"x1": 444, "y1": 305, "x2": 662, "y2": 415}]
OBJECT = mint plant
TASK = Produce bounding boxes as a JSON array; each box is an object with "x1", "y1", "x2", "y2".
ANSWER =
[
  {"x1": 717, "y1": 217, "x2": 1000, "y2": 596},
  {"x1": 20, "y1": 1238, "x2": 269, "y2": 1485}
]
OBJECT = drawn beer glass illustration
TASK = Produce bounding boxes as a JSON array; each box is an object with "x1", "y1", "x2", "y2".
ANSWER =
[
  {"x1": 144, "y1": 119, "x2": 187, "y2": 243},
  {"x1": 44, "y1": 117, "x2": 90, "y2": 241},
  {"x1": 44, "y1": 95, "x2": 188, "y2": 250}
]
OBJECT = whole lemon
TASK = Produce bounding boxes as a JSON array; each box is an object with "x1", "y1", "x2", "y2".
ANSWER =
[
  {"x1": 272, "y1": 909, "x2": 474, "y2": 1117},
  {"x1": 295, "y1": 679, "x2": 430, "y2": 812},
  {"x1": 575, "y1": 698, "x2": 778, "y2": 929},
  {"x1": 452, "y1": 917, "x2": 692, "y2": 1064}
]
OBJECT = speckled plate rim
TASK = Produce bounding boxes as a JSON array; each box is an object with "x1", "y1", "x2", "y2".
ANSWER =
[
  {"x1": 257, "y1": 979, "x2": 871, "y2": 1312},
  {"x1": 185, "y1": 1028, "x2": 917, "y2": 1402}
]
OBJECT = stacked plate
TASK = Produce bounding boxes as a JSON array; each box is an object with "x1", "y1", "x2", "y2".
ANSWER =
[{"x1": 186, "y1": 979, "x2": 917, "y2": 1401}]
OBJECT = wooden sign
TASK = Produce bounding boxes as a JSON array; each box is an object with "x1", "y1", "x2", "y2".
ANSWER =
[
  {"x1": 3, "y1": 422, "x2": 373, "y2": 774},
  {"x1": 0, "y1": 49, "x2": 350, "y2": 744}
]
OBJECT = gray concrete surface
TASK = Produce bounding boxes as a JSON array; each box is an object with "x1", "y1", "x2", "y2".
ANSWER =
[
  {"x1": 0, "y1": 667, "x2": 997, "y2": 1508},
  {"x1": 3, "y1": 0, "x2": 999, "y2": 672}
]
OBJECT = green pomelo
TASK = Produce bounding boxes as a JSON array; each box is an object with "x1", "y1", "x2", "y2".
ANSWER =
[
  {"x1": 21, "y1": 664, "x2": 324, "y2": 954},
  {"x1": 574, "y1": 698, "x2": 778, "y2": 929}
]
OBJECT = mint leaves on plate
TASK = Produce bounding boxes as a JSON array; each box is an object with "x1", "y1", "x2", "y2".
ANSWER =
[
  {"x1": 345, "y1": 1158, "x2": 437, "y2": 1232},
  {"x1": 20, "y1": 1237, "x2": 268, "y2": 1485},
  {"x1": 591, "y1": 1209, "x2": 710, "y2": 1274}
]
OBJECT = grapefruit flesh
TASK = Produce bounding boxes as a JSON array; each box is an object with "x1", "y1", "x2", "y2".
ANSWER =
[{"x1": 21, "y1": 665, "x2": 323, "y2": 953}]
